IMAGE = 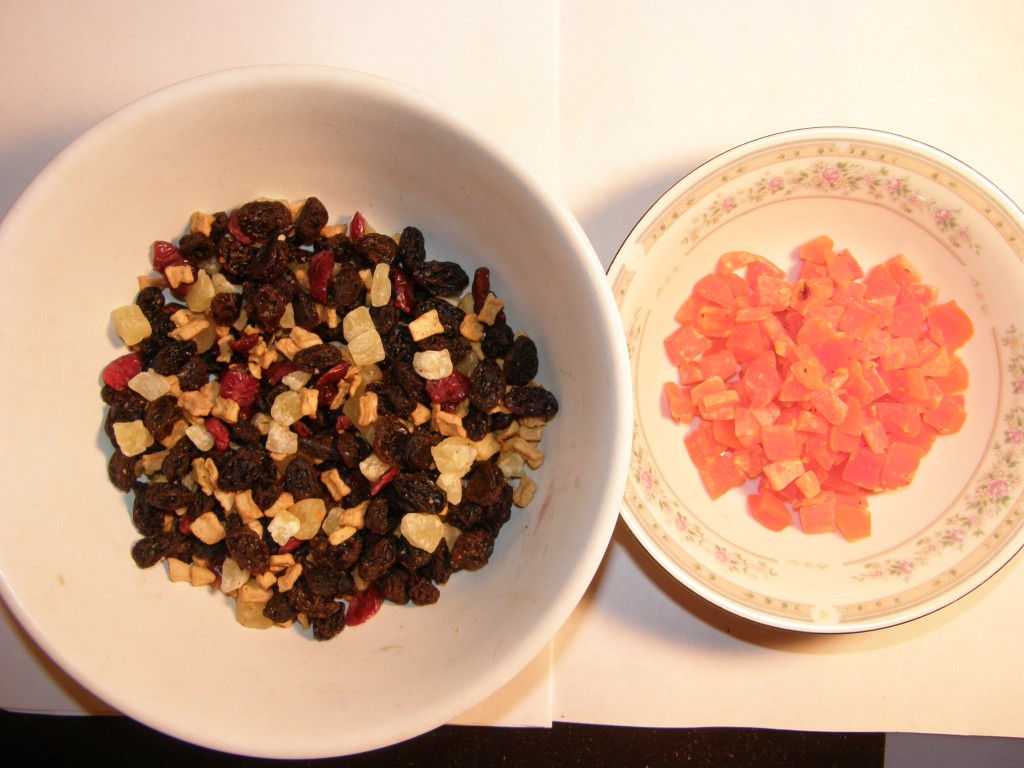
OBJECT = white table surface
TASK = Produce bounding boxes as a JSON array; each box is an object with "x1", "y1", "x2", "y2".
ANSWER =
[{"x1": 3, "y1": 2, "x2": 1024, "y2": 765}]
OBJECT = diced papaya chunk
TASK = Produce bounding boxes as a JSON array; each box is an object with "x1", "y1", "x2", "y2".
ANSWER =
[
  {"x1": 664, "y1": 382, "x2": 695, "y2": 424},
  {"x1": 922, "y1": 394, "x2": 967, "y2": 434},
  {"x1": 798, "y1": 491, "x2": 837, "y2": 534},
  {"x1": 880, "y1": 442, "x2": 925, "y2": 488},
  {"x1": 698, "y1": 454, "x2": 747, "y2": 500},
  {"x1": 928, "y1": 300, "x2": 974, "y2": 351},
  {"x1": 835, "y1": 502, "x2": 871, "y2": 541},
  {"x1": 693, "y1": 272, "x2": 736, "y2": 307},
  {"x1": 748, "y1": 490, "x2": 792, "y2": 531}
]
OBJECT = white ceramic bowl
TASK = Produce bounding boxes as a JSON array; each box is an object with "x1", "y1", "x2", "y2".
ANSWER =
[
  {"x1": 0, "y1": 66, "x2": 631, "y2": 757},
  {"x1": 610, "y1": 127, "x2": 1024, "y2": 633}
]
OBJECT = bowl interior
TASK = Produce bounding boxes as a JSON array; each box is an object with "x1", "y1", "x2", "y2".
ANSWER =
[
  {"x1": 0, "y1": 66, "x2": 630, "y2": 757},
  {"x1": 611, "y1": 127, "x2": 1024, "y2": 632}
]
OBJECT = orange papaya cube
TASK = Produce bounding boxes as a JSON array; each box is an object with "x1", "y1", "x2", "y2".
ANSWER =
[
  {"x1": 922, "y1": 394, "x2": 967, "y2": 434},
  {"x1": 790, "y1": 277, "x2": 836, "y2": 314},
  {"x1": 833, "y1": 279, "x2": 868, "y2": 304},
  {"x1": 758, "y1": 313, "x2": 789, "y2": 342},
  {"x1": 828, "y1": 426, "x2": 861, "y2": 455},
  {"x1": 693, "y1": 272, "x2": 736, "y2": 307},
  {"x1": 899, "y1": 281, "x2": 938, "y2": 307},
  {"x1": 750, "y1": 402, "x2": 782, "y2": 427},
  {"x1": 861, "y1": 418, "x2": 889, "y2": 454},
  {"x1": 878, "y1": 366, "x2": 928, "y2": 403},
  {"x1": 733, "y1": 407, "x2": 763, "y2": 448},
  {"x1": 789, "y1": 354, "x2": 828, "y2": 390},
  {"x1": 803, "y1": 432, "x2": 840, "y2": 471},
  {"x1": 889, "y1": 301, "x2": 928, "y2": 339},
  {"x1": 928, "y1": 300, "x2": 974, "y2": 351},
  {"x1": 742, "y1": 350, "x2": 783, "y2": 408},
  {"x1": 684, "y1": 423, "x2": 722, "y2": 470},
  {"x1": 698, "y1": 454, "x2": 748, "y2": 500},
  {"x1": 664, "y1": 382, "x2": 696, "y2": 424},
  {"x1": 875, "y1": 401, "x2": 922, "y2": 438},
  {"x1": 721, "y1": 271, "x2": 751, "y2": 298},
  {"x1": 690, "y1": 375, "x2": 726, "y2": 405},
  {"x1": 835, "y1": 502, "x2": 871, "y2": 541},
  {"x1": 697, "y1": 348, "x2": 739, "y2": 382},
  {"x1": 726, "y1": 322, "x2": 770, "y2": 364},
  {"x1": 664, "y1": 324, "x2": 712, "y2": 366},
  {"x1": 802, "y1": 302, "x2": 845, "y2": 329},
  {"x1": 701, "y1": 388, "x2": 741, "y2": 421},
  {"x1": 879, "y1": 336, "x2": 921, "y2": 371},
  {"x1": 695, "y1": 304, "x2": 735, "y2": 338},
  {"x1": 885, "y1": 254, "x2": 921, "y2": 286},
  {"x1": 799, "y1": 235, "x2": 835, "y2": 264},
  {"x1": 734, "y1": 304, "x2": 774, "y2": 323},
  {"x1": 711, "y1": 418, "x2": 742, "y2": 450},
  {"x1": 795, "y1": 408, "x2": 828, "y2": 435},
  {"x1": 837, "y1": 300, "x2": 883, "y2": 337},
  {"x1": 754, "y1": 274, "x2": 793, "y2": 311},
  {"x1": 778, "y1": 370, "x2": 812, "y2": 403},
  {"x1": 917, "y1": 342, "x2": 952, "y2": 377},
  {"x1": 809, "y1": 386, "x2": 849, "y2": 425},
  {"x1": 748, "y1": 490, "x2": 793, "y2": 532},
  {"x1": 674, "y1": 294, "x2": 703, "y2": 324},
  {"x1": 733, "y1": 444, "x2": 769, "y2": 479},
  {"x1": 880, "y1": 441, "x2": 925, "y2": 488},
  {"x1": 717, "y1": 250, "x2": 775, "y2": 275},
  {"x1": 795, "y1": 470, "x2": 822, "y2": 499},
  {"x1": 677, "y1": 361, "x2": 703, "y2": 385},
  {"x1": 761, "y1": 424, "x2": 802, "y2": 461},
  {"x1": 863, "y1": 263, "x2": 901, "y2": 299},
  {"x1": 762, "y1": 458, "x2": 807, "y2": 491},
  {"x1": 798, "y1": 260, "x2": 830, "y2": 280},
  {"x1": 795, "y1": 315, "x2": 838, "y2": 347},
  {"x1": 841, "y1": 445, "x2": 885, "y2": 491},
  {"x1": 835, "y1": 396, "x2": 864, "y2": 437},
  {"x1": 859, "y1": 361, "x2": 890, "y2": 402},
  {"x1": 903, "y1": 424, "x2": 939, "y2": 452},
  {"x1": 825, "y1": 247, "x2": 864, "y2": 283},
  {"x1": 810, "y1": 336, "x2": 854, "y2": 372},
  {"x1": 797, "y1": 490, "x2": 838, "y2": 534},
  {"x1": 933, "y1": 355, "x2": 969, "y2": 394}
]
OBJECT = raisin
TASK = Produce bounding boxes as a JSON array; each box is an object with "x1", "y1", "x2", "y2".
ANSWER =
[
  {"x1": 313, "y1": 531, "x2": 363, "y2": 571},
  {"x1": 502, "y1": 335, "x2": 539, "y2": 385},
  {"x1": 178, "y1": 231, "x2": 218, "y2": 264},
  {"x1": 162, "y1": 438, "x2": 197, "y2": 482},
  {"x1": 209, "y1": 291, "x2": 242, "y2": 327},
  {"x1": 251, "y1": 480, "x2": 283, "y2": 511},
  {"x1": 373, "y1": 414, "x2": 411, "y2": 467},
  {"x1": 272, "y1": 264, "x2": 303, "y2": 300},
  {"x1": 247, "y1": 283, "x2": 287, "y2": 331},
  {"x1": 427, "y1": 539, "x2": 453, "y2": 585},
  {"x1": 504, "y1": 385, "x2": 559, "y2": 421},
  {"x1": 312, "y1": 606, "x2": 347, "y2": 641},
  {"x1": 382, "y1": 326, "x2": 417, "y2": 364},
  {"x1": 103, "y1": 389, "x2": 146, "y2": 440},
  {"x1": 246, "y1": 239, "x2": 292, "y2": 282},
  {"x1": 293, "y1": 197, "x2": 329, "y2": 244},
  {"x1": 225, "y1": 516, "x2": 270, "y2": 574},
  {"x1": 408, "y1": 574, "x2": 440, "y2": 606},
  {"x1": 398, "y1": 539, "x2": 433, "y2": 573},
  {"x1": 293, "y1": 343, "x2": 342, "y2": 373},
  {"x1": 397, "y1": 226, "x2": 426, "y2": 270},
  {"x1": 462, "y1": 406, "x2": 490, "y2": 442},
  {"x1": 304, "y1": 563, "x2": 353, "y2": 599},
  {"x1": 402, "y1": 429, "x2": 441, "y2": 472},
  {"x1": 176, "y1": 355, "x2": 210, "y2": 392},
  {"x1": 235, "y1": 200, "x2": 292, "y2": 242},
  {"x1": 368, "y1": 382, "x2": 417, "y2": 419},
  {"x1": 356, "y1": 233, "x2": 398, "y2": 265},
  {"x1": 263, "y1": 590, "x2": 297, "y2": 624},
  {"x1": 149, "y1": 339, "x2": 197, "y2": 376},
  {"x1": 414, "y1": 296, "x2": 465, "y2": 335},
  {"x1": 469, "y1": 358, "x2": 505, "y2": 412},
  {"x1": 445, "y1": 501, "x2": 483, "y2": 530},
  {"x1": 335, "y1": 431, "x2": 369, "y2": 469},
  {"x1": 131, "y1": 530, "x2": 188, "y2": 569},
  {"x1": 411, "y1": 260, "x2": 469, "y2": 297},
  {"x1": 134, "y1": 286, "x2": 166, "y2": 322},
  {"x1": 218, "y1": 445, "x2": 274, "y2": 491},
  {"x1": 480, "y1": 484, "x2": 514, "y2": 536},
  {"x1": 464, "y1": 461, "x2": 507, "y2": 506},
  {"x1": 388, "y1": 472, "x2": 447, "y2": 516},
  {"x1": 107, "y1": 450, "x2": 137, "y2": 492},
  {"x1": 146, "y1": 481, "x2": 195, "y2": 511},
  {"x1": 132, "y1": 486, "x2": 167, "y2": 536},
  {"x1": 143, "y1": 395, "x2": 181, "y2": 442},
  {"x1": 327, "y1": 261, "x2": 367, "y2": 311},
  {"x1": 297, "y1": 433, "x2": 339, "y2": 462},
  {"x1": 358, "y1": 535, "x2": 398, "y2": 583},
  {"x1": 292, "y1": 290, "x2": 320, "y2": 330},
  {"x1": 481, "y1": 322, "x2": 515, "y2": 359},
  {"x1": 230, "y1": 419, "x2": 262, "y2": 445},
  {"x1": 377, "y1": 569, "x2": 409, "y2": 604},
  {"x1": 370, "y1": 303, "x2": 399, "y2": 336},
  {"x1": 219, "y1": 238, "x2": 253, "y2": 278},
  {"x1": 364, "y1": 496, "x2": 396, "y2": 536},
  {"x1": 449, "y1": 529, "x2": 495, "y2": 571},
  {"x1": 284, "y1": 455, "x2": 321, "y2": 501},
  {"x1": 286, "y1": 580, "x2": 340, "y2": 619}
]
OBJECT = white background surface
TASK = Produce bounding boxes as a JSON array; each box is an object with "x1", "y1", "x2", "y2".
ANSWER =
[{"x1": 3, "y1": 1, "x2": 1024, "y2": 764}]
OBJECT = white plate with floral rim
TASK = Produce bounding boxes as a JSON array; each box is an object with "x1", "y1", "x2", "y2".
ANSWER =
[{"x1": 609, "y1": 127, "x2": 1024, "y2": 633}]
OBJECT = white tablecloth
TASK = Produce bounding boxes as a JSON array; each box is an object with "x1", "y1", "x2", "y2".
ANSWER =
[{"x1": 3, "y1": 2, "x2": 1024, "y2": 764}]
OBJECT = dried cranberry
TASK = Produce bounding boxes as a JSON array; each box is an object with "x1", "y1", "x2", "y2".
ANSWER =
[
  {"x1": 152, "y1": 241, "x2": 183, "y2": 271},
  {"x1": 391, "y1": 267, "x2": 415, "y2": 314},
  {"x1": 264, "y1": 360, "x2": 297, "y2": 386},
  {"x1": 308, "y1": 250, "x2": 335, "y2": 304},
  {"x1": 219, "y1": 367, "x2": 260, "y2": 407},
  {"x1": 345, "y1": 583, "x2": 383, "y2": 626},
  {"x1": 277, "y1": 537, "x2": 302, "y2": 555},
  {"x1": 227, "y1": 209, "x2": 253, "y2": 245},
  {"x1": 335, "y1": 414, "x2": 353, "y2": 433},
  {"x1": 350, "y1": 211, "x2": 367, "y2": 241},
  {"x1": 102, "y1": 353, "x2": 142, "y2": 391},
  {"x1": 205, "y1": 417, "x2": 231, "y2": 451},
  {"x1": 425, "y1": 370, "x2": 471, "y2": 405},
  {"x1": 316, "y1": 362, "x2": 351, "y2": 388},
  {"x1": 178, "y1": 512, "x2": 193, "y2": 535},
  {"x1": 370, "y1": 466, "x2": 400, "y2": 496},
  {"x1": 472, "y1": 267, "x2": 490, "y2": 312},
  {"x1": 228, "y1": 333, "x2": 261, "y2": 353}
]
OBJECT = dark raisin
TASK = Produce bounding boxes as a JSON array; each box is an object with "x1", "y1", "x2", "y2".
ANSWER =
[
  {"x1": 367, "y1": 382, "x2": 417, "y2": 419},
  {"x1": 132, "y1": 485, "x2": 167, "y2": 536},
  {"x1": 176, "y1": 355, "x2": 210, "y2": 392},
  {"x1": 210, "y1": 292, "x2": 242, "y2": 327},
  {"x1": 364, "y1": 496, "x2": 396, "y2": 536},
  {"x1": 427, "y1": 539, "x2": 453, "y2": 585},
  {"x1": 225, "y1": 516, "x2": 270, "y2": 574},
  {"x1": 502, "y1": 335, "x2": 539, "y2": 385},
  {"x1": 131, "y1": 531, "x2": 188, "y2": 569},
  {"x1": 263, "y1": 590, "x2": 297, "y2": 624},
  {"x1": 293, "y1": 343, "x2": 342, "y2": 373},
  {"x1": 480, "y1": 484, "x2": 514, "y2": 536},
  {"x1": 411, "y1": 260, "x2": 469, "y2": 297},
  {"x1": 292, "y1": 290, "x2": 320, "y2": 330},
  {"x1": 219, "y1": 238, "x2": 253, "y2": 278},
  {"x1": 358, "y1": 535, "x2": 398, "y2": 583},
  {"x1": 314, "y1": 531, "x2": 363, "y2": 571},
  {"x1": 377, "y1": 569, "x2": 409, "y2": 604},
  {"x1": 388, "y1": 472, "x2": 447, "y2": 516},
  {"x1": 178, "y1": 231, "x2": 218, "y2": 264},
  {"x1": 373, "y1": 414, "x2": 412, "y2": 467},
  {"x1": 149, "y1": 339, "x2": 197, "y2": 377},
  {"x1": 462, "y1": 406, "x2": 490, "y2": 442},
  {"x1": 218, "y1": 446, "x2": 274, "y2": 491},
  {"x1": 398, "y1": 539, "x2": 434, "y2": 573},
  {"x1": 304, "y1": 563, "x2": 353, "y2": 599},
  {"x1": 389, "y1": 359, "x2": 426, "y2": 400},
  {"x1": 414, "y1": 296, "x2": 465, "y2": 335},
  {"x1": 143, "y1": 395, "x2": 181, "y2": 442},
  {"x1": 397, "y1": 226, "x2": 426, "y2": 270},
  {"x1": 445, "y1": 501, "x2": 483, "y2": 530},
  {"x1": 370, "y1": 303, "x2": 399, "y2": 336},
  {"x1": 247, "y1": 283, "x2": 287, "y2": 331},
  {"x1": 327, "y1": 261, "x2": 366, "y2": 311},
  {"x1": 469, "y1": 358, "x2": 505, "y2": 412},
  {"x1": 298, "y1": 433, "x2": 339, "y2": 462},
  {"x1": 355, "y1": 232, "x2": 398, "y2": 265},
  {"x1": 187, "y1": 490, "x2": 216, "y2": 521},
  {"x1": 134, "y1": 286, "x2": 166, "y2": 322},
  {"x1": 464, "y1": 461, "x2": 507, "y2": 506},
  {"x1": 382, "y1": 325, "x2": 417, "y2": 363},
  {"x1": 230, "y1": 419, "x2": 262, "y2": 445},
  {"x1": 284, "y1": 455, "x2": 321, "y2": 501},
  {"x1": 162, "y1": 438, "x2": 197, "y2": 482},
  {"x1": 246, "y1": 239, "x2": 292, "y2": 282},
  {"x1": 312, "y1": 606, "x2": 347, "y2": 641},
  {"x1": 449, "y1": 529, "x2": 495, "y2": 571},
  {"x1": 272, "y1": 268, "x2": 302, "y2": 301},
  {"x1": 107, "y1": 450, "x2": 137, "y2": 492},
  {"x1": 504, "y1": 385, "x2": 559, "y2": 421},
  {"x1": 408, "y1": 574, "x2": 440, "y2": 606},
  {"x1": 146, "y1": 481, "x2": 195, "y2": 511},
  {"x1": 236, "y1": 200, "x2": 292, "y2": 242},
  {"x1": 251, "y1": 481, "x2": 283, "y2": 511},
  {"x1": 103, "y1": 389, "x2": 146, "y2": 440},
  {"x1": 402, "y1": 429, "x2": 441, "y2": 472},
  {"x1": 293, "y1": 197, "x2": 329, "y2": 244},
  {"x1": 286, "y1": 580, "x2": 340, "y2": 619},
  {"x1": 416, "y1": 332, "x2": 469, "y2": 365},
  {"x1": 490, "y1": 411, "x2": 516, "y2": 432},
  {"x1": 335, "y1": 431, "x2": 370, "y2": 469},
  {"x1": 481, "y1": 322, "x2": 515, "y2": 359}
]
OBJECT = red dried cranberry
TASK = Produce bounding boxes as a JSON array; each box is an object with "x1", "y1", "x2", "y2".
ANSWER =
[
  {"x1": 102, "y1": 352, "x2": 143, "y2": 390},
  {"x1": 308, "y1": 250, "x2": 335, "y2": 304},
  {"x1": 227, "y1": 209, "x2": 253, "y2": 245},
  {"x1": 392, "y1": 267, "x2": 415, "y2": 314},
  {"x1": 228, "y1": 333, "x2": 261, "y2": 353},
  {"x1": 350, "y1": 211, "x2": 366, "y2": 241},
  {"x1": 205, "y1": 417, "x2": 231, "y2": 451},
  {"x1": 472, "y1": 267, "x2": 490, "y2": 312},
  {"x1": 335, "y1": 414, "x2": 353, "y2": 433},
  {"x1": 264, "y1": 360, "x2": 297, "y2": 386},
  {"x1": 370, "y1": 466, "x2": 400, "y2": 496},
  {"x1": 425, "y1": 370, "x2": 471, "y2": 405},
  {"x1": 277, "y1": 537, "x2": 302, "y2": 555},
  {"x1": 346, "y1": 583, "x2": 383, "y2": 626},
  {"x1": 178, "y1": 512, "x2": 193, "y2": 535},
  {"x1": 152, "y1": 241, "x2": 183, "y2": 271},
  {"x1": 316, "y1": 362, "x2": 351, "y2": 387},
  {"x1": 219, "y1": 366, "x2": 260, "y2": 407},
  {"x1": 317, "y1": 382, "x2": 339, "y2": 409},
  {"x1": 292, "y1": 421, "x2": 311, "y2": 437}
]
